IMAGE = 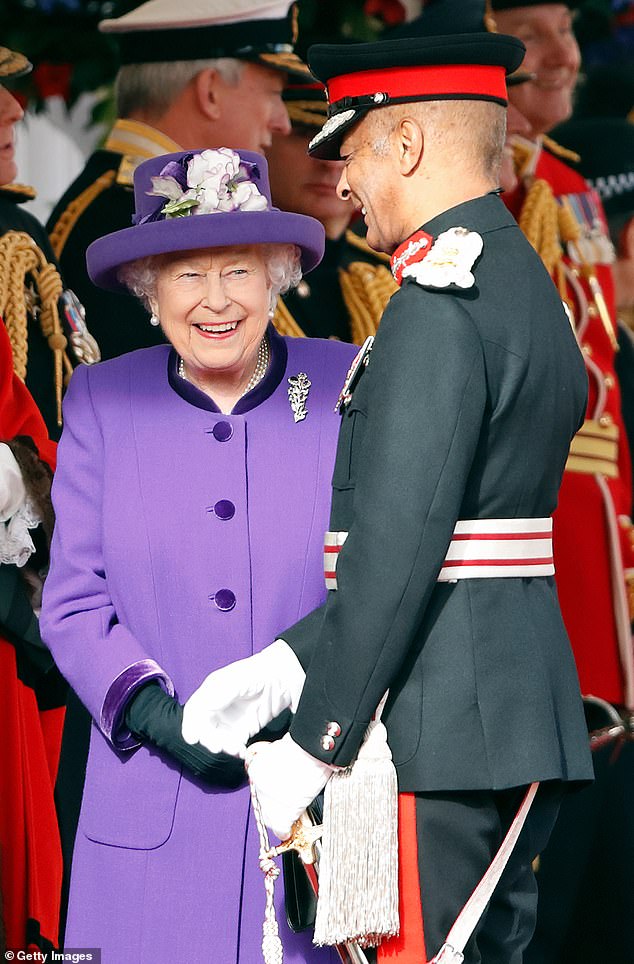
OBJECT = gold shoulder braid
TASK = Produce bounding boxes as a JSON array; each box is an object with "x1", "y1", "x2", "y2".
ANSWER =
[
  {"x1": 272, "y1": 298, "x2": 306, "y2": 338},
  {"x1": 272, "y1": 263, "x2": 397, "y2": 344},
  {"x1": 542, "y1": 134, "x2": 581, "y2": 166},
  {"x1": 340, "y1": 262, "x2": 398, "y2": 344},
  {"x1": 48, "y1": 169, "x2": 117, "y2": 259},
  {"x1": 517, "y1": 177, "x2": 618, "y2": 349},
  {"x1": 344, "y1": 228, "x2": 391, "y2": 266},
  {"x1": 0, "y1": 231, "x2": 72, "y2": 426}
]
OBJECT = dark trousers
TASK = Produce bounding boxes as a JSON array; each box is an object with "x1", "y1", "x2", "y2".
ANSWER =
[
  {"x1": 410, "y1": 783, "x2": 562, "y2": 963},
  {"x1": 526, "y1": 742, "x2": 634, "y2": 963}
]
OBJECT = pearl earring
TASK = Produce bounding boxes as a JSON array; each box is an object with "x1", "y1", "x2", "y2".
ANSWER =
[{"x1": 150, "y1": 313, "x2": 160, "y2": 327}]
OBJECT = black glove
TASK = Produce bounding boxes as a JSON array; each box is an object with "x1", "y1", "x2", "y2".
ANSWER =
[{"x1": 125, "y1": 682, "x2": 246, "y2": 789}]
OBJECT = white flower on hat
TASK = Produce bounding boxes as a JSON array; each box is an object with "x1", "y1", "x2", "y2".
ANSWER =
[
  {"x1": 402, "y1": 227, "x2": 483, "y2": 289},
  {"x1": 149, "y1": 147, "x2": 268, "y2": 219}
]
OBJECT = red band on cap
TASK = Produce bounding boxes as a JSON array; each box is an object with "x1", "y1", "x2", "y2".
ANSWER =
[{"x1": 328, "y1": 63, "x2": 507, "y2": 105}]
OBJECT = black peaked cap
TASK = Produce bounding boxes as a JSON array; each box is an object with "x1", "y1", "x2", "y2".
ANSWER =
[
  {"x1": 552, "y1": 118, "x2": 634, "y2": 220},
  {"x1": 490, "y1": 0, "x2": 580, "y2": 9},
  {"x1": 307, "y1": 32, "x2": 525, "y2": 158}
]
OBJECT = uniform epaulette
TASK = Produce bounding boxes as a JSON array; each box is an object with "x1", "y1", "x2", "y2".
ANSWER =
[
  {"x1": 345, "y1": 228, "x2": 391, "y2": 266},
  {"x1": 48, "y1": 169, "x2": 117, "y2": 259},
  {"x1": 0, "y1": 183, "x2": 37, "y2": 203},
  {"x1": 273, "y1": 298, "x2": 306, "y2": 339},
  {"x1": 340, "y1": 262, "x2": 397, "y2": 342},
  {"x1": 542, "y1": 135, "x2": 581, "y2": 166},
  {"x1": 0, "y1": 230, "x2": 72, "y2": 426}
]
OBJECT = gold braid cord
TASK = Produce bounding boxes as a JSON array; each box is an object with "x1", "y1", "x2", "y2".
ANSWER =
[
  {"x1": 272, "y1": 263, "x2": 397, "y2": 345},
  {"x1": 542, "y1": 135, "x2": 581, "y2": 166},
  {"x1": 48, "y1": 169, "x2": 117, "y2": 259},
  {"x1": 341, "y1": 263, "x2": 398, "y2": 345},
  {"x1": 0, "y1": 231, "x2": 69, "y2": 426},
  {"x1": 272, "y1": 298, "x2": 306, "y2": 339}
]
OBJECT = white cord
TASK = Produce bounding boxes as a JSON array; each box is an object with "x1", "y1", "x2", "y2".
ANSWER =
[{"x1": 250, "y1": 780, "x2": 284, "y2": 964}]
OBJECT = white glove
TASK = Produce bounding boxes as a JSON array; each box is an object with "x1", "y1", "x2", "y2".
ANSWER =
[
  {"x1": 246, "y1": 734, "x2": 333, "y2": 840},
  {"x1": 181, "y1": 639, "x2": 305, "y2": 757},
  {"x1": 0, "y1": 443, "x2": 26, "y2": 521}
]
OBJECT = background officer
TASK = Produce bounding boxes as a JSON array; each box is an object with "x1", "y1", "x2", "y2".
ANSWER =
[{"x1": 267, "y1": 79, "x2": 396, "y2": 342}]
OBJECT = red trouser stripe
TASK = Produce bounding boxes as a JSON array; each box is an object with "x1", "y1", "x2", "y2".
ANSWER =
[{"x1": 377, "y1": 793, "x2": 429, "y2": 963}]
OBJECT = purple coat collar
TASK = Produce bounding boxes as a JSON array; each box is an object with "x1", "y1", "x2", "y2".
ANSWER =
[{"x1": 167, "y1": 322, "x2": 288, "y2": 415}]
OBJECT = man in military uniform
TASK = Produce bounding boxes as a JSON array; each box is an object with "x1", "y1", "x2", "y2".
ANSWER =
[
  {"x1": 46, "y1": 0, "x2": 310, "y2": 361},
  {"x1": 0, "y1": 45, "x2": 69, "y2": 953},
  {"x1": 490, "y1": 5, "x2": 634, "y2": 960},
  {"x1": 181, "y1": 32, "x2": 593, "y2": 963},
  {"x1": 267, "y1": 80, "x2": 396, "y2": 343},
  {"x1": 0, "y1": 46, "x2": 96, "y2": 441}
]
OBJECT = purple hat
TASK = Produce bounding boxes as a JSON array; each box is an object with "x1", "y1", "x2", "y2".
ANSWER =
[{"x1": 87, "y1": 148, "x2": 325, "y2": 292}]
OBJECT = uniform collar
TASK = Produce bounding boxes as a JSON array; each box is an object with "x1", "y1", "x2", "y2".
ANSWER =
[
  {"x1": 167, "y1": 322, "x2": 288, "y2": 415},
  {"x1": 105, "y1": 119, "x2": 183, "y2": 187},
  {"x1": 422, "y1": 192, "x2": 515, "y2": 239}
]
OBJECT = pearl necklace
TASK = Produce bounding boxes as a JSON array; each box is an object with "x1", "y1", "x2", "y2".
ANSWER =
[{"x1": 178, "y1": 335, "x2": 270, "y2": 399}]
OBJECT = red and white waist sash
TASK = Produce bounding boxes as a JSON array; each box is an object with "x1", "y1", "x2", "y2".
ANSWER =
[{"x1": 324, "y1": 518, "x2": 554, "y2": 590}]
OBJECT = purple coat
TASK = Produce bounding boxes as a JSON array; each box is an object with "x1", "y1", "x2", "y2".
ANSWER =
[{"x1": 41, "y1": 329, "x2": 356, "y2": 963}]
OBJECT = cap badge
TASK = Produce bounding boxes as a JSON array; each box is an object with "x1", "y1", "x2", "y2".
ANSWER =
[
  {"x1": 139, "y1": 148, "x2": 268, "y2": 224},
  {"x1": 309, "y1": 109, "x2": 357, "y2": 153},
  {"x1": 402, "y1": 227, "x2": 483, "y2": 290}
]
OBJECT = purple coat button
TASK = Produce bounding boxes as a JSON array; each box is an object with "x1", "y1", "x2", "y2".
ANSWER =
[
  {"x1": 212, "y1": 589, "x2": 236, "y2": 611},
  {"x1": 212, "y1": 421, "x2": 233, "y2": 442},
  {"x1": 214, "y1": 500, "x2": 235, "y2": 521}
]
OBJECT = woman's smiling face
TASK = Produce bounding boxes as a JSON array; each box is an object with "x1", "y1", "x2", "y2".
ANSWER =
[{"x1": 152, "y1": 245, "x2": 272, "y2": 383}]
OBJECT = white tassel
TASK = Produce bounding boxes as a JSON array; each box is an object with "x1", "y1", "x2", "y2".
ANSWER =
[{"x1": 313, "y1": 717, "x2": 399, "y2": 948}]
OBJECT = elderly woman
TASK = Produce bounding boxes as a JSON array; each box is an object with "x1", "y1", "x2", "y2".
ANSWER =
[{"x1": 40, "y1": 147, "x2": 356, "y2": 964}]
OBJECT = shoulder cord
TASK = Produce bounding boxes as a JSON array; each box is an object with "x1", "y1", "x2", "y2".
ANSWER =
[
  {"x1": 340, "y1": 263, "x2": 398, "y2": 345},
  {"x1": 273, "y1": 263, "x2": 397, "y2": 346},
  {"x1": 48, "y1": 169, "x2": 117, "y2": 259},
  {"x1": 250, "y1": 780, "x2": 284, "y2": 964},
  {"x1": 517, "y1": 177, "x2": 581, "y2": 304},
  {"x1": 0, "y1": 230, "x2": 71, "y2": 426}
]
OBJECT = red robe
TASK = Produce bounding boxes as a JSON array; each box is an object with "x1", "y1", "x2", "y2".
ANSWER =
[{"x1": 0, "y1": 316, "x2": 63, "y2": 952}]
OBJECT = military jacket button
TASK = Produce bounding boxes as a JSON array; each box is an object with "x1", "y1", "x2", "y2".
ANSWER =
[
  {"x1": 212, "y1": 421, "x2": 233, "y2": 442},
  {"x1": 604, "y1": 375, "x2": 614, "y2": 389},
  {"x1": 326, "y1": 722, "x2": 341, "y2": 737},
  {"x1": 211, "y1": 589, "x2": 236, "y2": 611},
  {"x1": 599, "y1": 414, "x2": 613, "y2": 428},
  {"x1": 213, "y1": 500, "x2": 235, "y2": 520},
  {"x1": 321, "y1": 735, "x2": 335, "y2": 751}
]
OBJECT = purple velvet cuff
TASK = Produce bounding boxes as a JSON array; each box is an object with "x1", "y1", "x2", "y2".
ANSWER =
[{"x1": 100, "y1": 659, "x2": 175, "y2": 750}]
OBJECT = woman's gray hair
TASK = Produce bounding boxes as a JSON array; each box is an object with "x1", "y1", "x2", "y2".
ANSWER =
[
  {"x1": 117, "y1": 243, "x2": 303, "y2": 314},
  {"x1": 116, "y1": 58, "x2": 244, "y2": 119}
]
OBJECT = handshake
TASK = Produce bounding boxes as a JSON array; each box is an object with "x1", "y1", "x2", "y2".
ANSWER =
[
  {"x1": 180, "y1": 639, "x2": 333, "y2": 839},
  {"x1": 181, "y1": 639, "x2": 305, "y2": 757}
]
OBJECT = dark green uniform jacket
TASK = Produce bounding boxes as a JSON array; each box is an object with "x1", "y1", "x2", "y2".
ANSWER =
[{"x1": 285, "y1": 193, "x2": 594, "y2": 792}]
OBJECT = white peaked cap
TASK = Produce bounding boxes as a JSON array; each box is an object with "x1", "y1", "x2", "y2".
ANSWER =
[{"x1": 100, "y1": 0, "x2": 294, "y2": 33}]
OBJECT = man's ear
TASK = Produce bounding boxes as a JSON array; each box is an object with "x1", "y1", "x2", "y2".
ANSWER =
[
  {"x1": 396, "y1": 117, "x2": 424, "y2": 176},
  {"x1": 193, "y1": 68, "x2": 223, "y2": 122}
]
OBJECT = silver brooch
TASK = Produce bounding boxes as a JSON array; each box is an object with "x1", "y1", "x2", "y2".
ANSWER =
[{"x1": 288, "y1": 372, "x2": 311, "y2": 422}]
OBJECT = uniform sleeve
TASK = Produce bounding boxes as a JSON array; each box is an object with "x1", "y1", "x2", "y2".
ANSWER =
[
  {"x1": 40, "y1": 364, "x2": 174, "y2": 750},
  {"x1": 289, "y1": 284, "x2": 487, "y2": 765}
]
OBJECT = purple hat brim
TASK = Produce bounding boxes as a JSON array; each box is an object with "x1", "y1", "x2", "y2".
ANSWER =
[{"x1": 86, "y1": 208, "x2": 325, "y2": 293}]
